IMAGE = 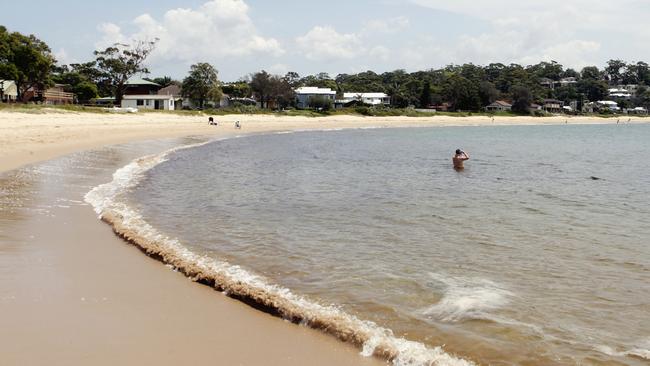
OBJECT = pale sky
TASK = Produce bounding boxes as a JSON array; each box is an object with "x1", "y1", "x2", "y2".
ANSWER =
[{"x1": 2, "y1": 0, "x2": 650, "y2": 81}]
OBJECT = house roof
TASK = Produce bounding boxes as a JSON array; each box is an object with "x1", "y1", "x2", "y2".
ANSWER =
[
  {"x1": 126, "y1": 78, "x2": 161, "y2": 86},
  {"x1": 122, "y1": 94, "x2": 175, "y2": 100},
  {"x1": 488, "y1": 100, "x2": 512, "y2": 107},
  {"x1": 158, "y1": 84, "x2": 181, "y2": 96},
  {"x1": 295, "y1": 87, "x2": 336, "y2": 95},
  {"x1": 342, "y1": 92, "x2": 388, "y2": 99}
]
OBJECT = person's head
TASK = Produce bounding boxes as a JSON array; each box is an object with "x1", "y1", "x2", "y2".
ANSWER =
[{"x1": 456, "y1": 149, "x2": 463, "y2": 155}]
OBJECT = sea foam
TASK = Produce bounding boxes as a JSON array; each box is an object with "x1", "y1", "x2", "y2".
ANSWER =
[
  {"x1": 422, "y1": 273, "x2": 513, "y2": 323},
  {"x1": 84, "y1": 136, "x2": 475, "y2": 366}
]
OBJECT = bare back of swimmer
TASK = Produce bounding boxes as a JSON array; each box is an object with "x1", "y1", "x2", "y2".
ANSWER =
[{"x1": 453, "y1": 149, "x2": 470, "y2": 169}]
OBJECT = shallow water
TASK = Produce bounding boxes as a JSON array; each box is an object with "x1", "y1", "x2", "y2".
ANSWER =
[{"x1": 122, "y1": 125, "x2": 649, "y2": 365}]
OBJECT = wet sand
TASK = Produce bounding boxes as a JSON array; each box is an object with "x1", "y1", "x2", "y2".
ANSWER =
[
  {"x1": 0, "y1": 141, "x2": 385, "y2": 366},
  {"x1": 0, "y1": 110, "x2": 647, "y2": 365}
]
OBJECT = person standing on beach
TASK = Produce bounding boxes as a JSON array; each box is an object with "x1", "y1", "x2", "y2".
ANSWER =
[{"x1": 453, "y1": 149, "x2": 470, "y2": 170}]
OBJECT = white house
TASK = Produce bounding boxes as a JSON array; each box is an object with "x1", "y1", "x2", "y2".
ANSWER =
[
  {"x1": 339, "y1": 92, "x2": 390, "y2": 106},
  {"x1": 608, "y1": 88, "x2": 632, "y2": 99},
  {"x1": 121, "y1": 95, "x2": 176, "y2": 110},
  {"x1": 0, "y1": 80, "x2": 18, "y2": 102},
  {"x1": 597, "y1": 100, "x2": 620, "y2": 112},
  {"x1": 629, "y1": 107, "x2": 648, "y2": 115},
  {"x1": 294, "y1": 87, "x2": 336, "y2": 109}
]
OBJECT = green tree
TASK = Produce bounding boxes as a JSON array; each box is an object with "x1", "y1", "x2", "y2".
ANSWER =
[
  {"x1": 250, "y1": 70, "x2": 272, "y2": 108},
  {"x1": 181, "y1": 63, "x2": 221, "y2": 108},
  {"x1": 443, "y1": 75, "x2": 480, "y2": 111},
  {"x1": 581, "y1": 66, "x2": 601, "y2": 81},
  {"x1": 149, "y1": 76, "x2": 175, "y2": 88},
  {"x1": 0, "y1": 26, "x2": 56, "y2": 100},
  {"x1": 419, "y1": 80, "x2": 431, "y2": 107},
  {"x1": 52, "y1": 70, "x2": 98, "y2": 103},
  {"x1": 308, "y1": 95, "x2": 332, "y2": 111},
  {"x1": 479, "y1": 81, "x2": 499, "y2": 107},
  {"x1": 577, "y1": 79, "x2": 608, "y2": 102},
  {"x1": 270, "y1": 75, "x2": 295, "y2": 109},
  {"x1": 605, "y1": 59, "x2": 627, "y2": 85},
  {"x1": 511, "y1": 85, "x2": 533, "y2": 113},
  {"x1": 221, "y1": 82, "x2": 251, "y2": 98},
  {"x1": 284, "y1": 71, "x2": 301, "y2": 88},
  {"x1": 93, "y1": 39, "x2": 157, "y2": 104}
]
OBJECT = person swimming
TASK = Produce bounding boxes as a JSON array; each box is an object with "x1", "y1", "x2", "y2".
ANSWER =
[{"x1": 453, "y1": 149, "x2": 470, "y2": 169}]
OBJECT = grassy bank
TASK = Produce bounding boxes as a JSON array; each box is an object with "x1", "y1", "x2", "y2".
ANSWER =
[{"x1": 0, "y1": 102, "x2": 631, "y2": 119}]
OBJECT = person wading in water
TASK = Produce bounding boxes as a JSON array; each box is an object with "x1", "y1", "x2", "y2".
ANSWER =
[{"x1": 453, "y1": 149, "x2": 470, "y2": 170}]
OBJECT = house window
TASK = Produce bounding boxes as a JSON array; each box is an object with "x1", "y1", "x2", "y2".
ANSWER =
[{"x1": 137, "y1": 100, "x2": 144, "y2": 106}]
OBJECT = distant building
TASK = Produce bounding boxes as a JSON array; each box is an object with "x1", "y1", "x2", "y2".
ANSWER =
[
  {"x1": 338, "y1": 92, "x2": 390, "y2": 107},
  {"x1": 157, "y1": 84, "x2": 183, "y2": 107},
  {"x1": 542, "y1": 99, "x2": 564, "y2": 113},
  {"x1": 485, "y1": 100, "x2": 512, "y2": 112},
  {"x1": 124, "y1": 78, "x2": 161, "y2": 95},
  {"x1": 431, "y1": 102, "x2": 452, "y2": 112},
  {"x1": 539, "y1": 78, "x2": 558, "y2": 89},
  {"x1": 121, "y1": 95, "x2": 176, "y2": 110},
  {"x1": 43, "y1": 84, "x2": 75, "y2": 104},
  {"x1": 559, "y1": 77, "x2": 578, "y2": 86},
  {"x1": 0, "y1": 80, "x2": 18, "y2": 102},
  {"x1": 596, "y1": 100, "x2": 620, "y2": 112},
  {"x1": 294, "y1": 87, "x2": 336, "y2": 108},
  {"x1": 608, "y1": 88, "x2": 632, "y2": 99},
  {"x1": 629, "y1": 106, "x2": 648, "y2": 115}
]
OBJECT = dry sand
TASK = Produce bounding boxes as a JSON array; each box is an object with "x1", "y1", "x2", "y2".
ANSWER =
[{"x1": 0, "y1": 109, "x2": 646, "y2": 365}]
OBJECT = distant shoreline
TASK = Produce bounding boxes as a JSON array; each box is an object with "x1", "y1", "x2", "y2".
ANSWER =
[{"x1": 1, "y1": 108, "x2": 647, "y2": 173}]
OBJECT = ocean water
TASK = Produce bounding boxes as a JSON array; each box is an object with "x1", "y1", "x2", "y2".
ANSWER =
[{"x1": 87, "y1": 124, "x2": 650, "y2": 365}]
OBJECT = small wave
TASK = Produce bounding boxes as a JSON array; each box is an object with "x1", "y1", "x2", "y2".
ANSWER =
[
  {"x1": 84, "y1": 136, "x2": 475, "y2": 366},
  {"x1": 595, "y1": 345, "x2": 650, "y2": 360},
  {"x1": 421, "y1": 273, "x2": 513, "y2": 323}
]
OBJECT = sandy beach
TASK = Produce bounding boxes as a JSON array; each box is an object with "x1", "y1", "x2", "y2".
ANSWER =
[
  {"x1": 0, "y1": 110, "x2": 647, "y2": 365},
  {"x1": 1, "y1": 109, "x2": 644, "y2": 173}
]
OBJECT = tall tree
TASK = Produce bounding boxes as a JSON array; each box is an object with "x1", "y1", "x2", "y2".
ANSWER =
[
  {"x1": 93, "y1": 39, "x2": 157, "y2": 104},
  {"x1": 511, "y1": 85, "x2": 533, "y2": 113},
  {"x1": 443, "y1": 75, "x2": 480, "y2": 111},
  {"x1": 581, "y1": 66, "x2": 601, "y2": 81},
  {"x1": 149, "y1": 76, "x2": 175, "y2": 88},
  {"x1": 605, "y1": 59, "x2": 627, "y2": 85},
  {"x1": 0, "y1": 26, "x2": 56, "y2": 100},
  {"x1": 52, "y1": 69, "x2": 98, "y2": 104},
  {"x1": 284, "y1": 71, "x2": 301, "y2": 88},
  {"x1": 250, "y1": 70, "x2": 272, "y2": 108},
  {"x1": 419, "y1": 80, "x2": 431, "y2": 108},
  {"x1": 182, "y1": 63, "x2": 222, "y2": 108}
]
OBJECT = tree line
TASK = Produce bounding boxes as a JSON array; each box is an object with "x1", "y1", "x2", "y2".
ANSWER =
[{"x1": 2, "y1": 25, "x2": 650, "y2": 112}]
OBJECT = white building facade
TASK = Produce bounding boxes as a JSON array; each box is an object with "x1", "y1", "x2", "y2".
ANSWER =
[
  {"x1": 339, "y1": 92, "x2": 390, "y2": 106},
  {"x1": 0, "y1": 80, "x2": 18, "y2": 102},
  {"x1": 294, "y1": 87, "x2": 336, "y2": 109},
  {"x1": 121, "y1": 95, "x2": 176, "y2": 110}
]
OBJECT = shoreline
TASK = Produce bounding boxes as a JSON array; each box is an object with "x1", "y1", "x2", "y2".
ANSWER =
[
  {"x1": 2, "y1": 109, "x2": 647, "y2": 174},
  {"x1": 0, "y1": 137, "x2": 387, "y2": 366},
  {"x1": 0, "y1": 110, "x2": 647, "y2": 365}
]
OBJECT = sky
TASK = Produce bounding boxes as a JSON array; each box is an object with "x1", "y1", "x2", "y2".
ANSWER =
[{"x1": 2, "y1": 0, "x2": 650, "y2": 81}]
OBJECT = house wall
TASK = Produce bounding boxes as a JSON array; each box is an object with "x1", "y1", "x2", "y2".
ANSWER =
[
  {"x1": 296, "y1": 94, "x2": 335, "y2": 108},
  {"x1": 122, "y1": 98, "x2": 175, "y2": 110},
  {"x1": 1, "y1": 82, "x2": 18, "y2": 101}
]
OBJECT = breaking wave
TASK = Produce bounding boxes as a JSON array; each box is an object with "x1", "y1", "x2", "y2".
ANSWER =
[
  {"x1": 421, "y1": 273, "x2": 513, "y2": 323},
  {"x1": 84, "y1": 135, "x2": 474, "y2": 366}
]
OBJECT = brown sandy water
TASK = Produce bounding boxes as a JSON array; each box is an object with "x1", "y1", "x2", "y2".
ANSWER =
[{"x1": 0, "y1": 138, "x2": 384, "y2": 366}]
